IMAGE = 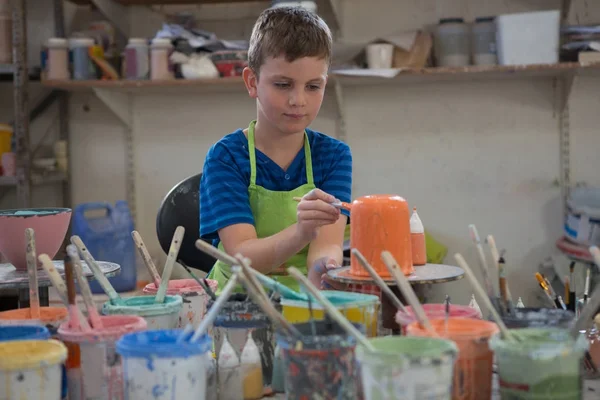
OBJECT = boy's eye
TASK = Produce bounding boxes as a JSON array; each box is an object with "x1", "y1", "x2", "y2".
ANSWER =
[
  {"x1": 307, "y1": 84, "x2": 321, "y2": 91},
  {"x1": 274, "y1": 82, "x2": 291, "y2": 89}
]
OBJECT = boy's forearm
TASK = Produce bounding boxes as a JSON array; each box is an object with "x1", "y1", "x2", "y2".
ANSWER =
[
  {"x1": 307, "y1": 244, "x2": 343, "y2": 272},
  {"x1": 232, "y1": 224, "x2": 312, "y2": 274}
]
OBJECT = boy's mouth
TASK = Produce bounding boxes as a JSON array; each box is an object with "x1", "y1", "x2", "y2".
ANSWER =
[{"x1": 284, "y1": 113, "x2": 305, "y2": 120}]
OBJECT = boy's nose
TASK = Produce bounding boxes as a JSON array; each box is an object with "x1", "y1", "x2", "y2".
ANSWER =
[{"x1": 288, "y1": 89, "x2": 306, "y2": 107}]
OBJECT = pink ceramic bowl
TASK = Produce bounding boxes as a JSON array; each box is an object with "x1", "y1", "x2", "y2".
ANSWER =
[{"x1": 0, "y1": 208, "x2": 71, "y2": 271}]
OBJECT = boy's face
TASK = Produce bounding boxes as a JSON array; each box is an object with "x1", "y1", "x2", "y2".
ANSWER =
[{"x1": 244, "y1": 55, "x2": 328, "y2": 135}]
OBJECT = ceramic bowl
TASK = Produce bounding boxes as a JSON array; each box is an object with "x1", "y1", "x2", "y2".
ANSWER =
[{"x1": 0, "y1": 208, "x2": 71, "y2": 271}]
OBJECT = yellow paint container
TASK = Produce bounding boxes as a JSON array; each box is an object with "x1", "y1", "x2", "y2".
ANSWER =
[
  {"x1": 0, "y1": 339, "x2": 67, "y2": 400},
  {"x1": 280, "y1": 291, "x2": 380, "y2": 337},
  {"x1": 0, "y1": 123, "x2": 12, "y2": 155}
]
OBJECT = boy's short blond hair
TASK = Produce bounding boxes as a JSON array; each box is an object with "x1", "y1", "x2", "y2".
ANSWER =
[{"x1": 248, "y1": 7, "x2": 332, "y2": 75}]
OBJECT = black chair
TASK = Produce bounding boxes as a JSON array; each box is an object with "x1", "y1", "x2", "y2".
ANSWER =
[{"x1": 156, "y1": 173, "x2": 216, "y2": 273}]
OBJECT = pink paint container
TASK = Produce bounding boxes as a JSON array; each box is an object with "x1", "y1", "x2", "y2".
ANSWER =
[
  {"x1": 143, "y1": 279, "x2": 218, "y2": 328},
  {"x1": 395, "y1": 304, "x2": 481, "y2": 334},
  {"x1": 58, "y1": 314, "x2": 147, "y2": 400}
]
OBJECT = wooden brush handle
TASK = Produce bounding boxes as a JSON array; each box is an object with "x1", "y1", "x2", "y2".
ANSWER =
[
  {"x1": 155, "y1": 226, "x2": 185, "y2": 303},
  {"x1": 25, "y1": 228, "x2": 40, "y2": 318},
  {"x1": 132, "y1": 230, "x2": 162, "y2": 287},
  {"x1": 64, "y1": 256, "x2": 76, "y2": 306}
]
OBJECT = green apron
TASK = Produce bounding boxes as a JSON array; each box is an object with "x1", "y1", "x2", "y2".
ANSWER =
[{"x1": 207, "y1": 120, "x2": 315, "y2": 294}]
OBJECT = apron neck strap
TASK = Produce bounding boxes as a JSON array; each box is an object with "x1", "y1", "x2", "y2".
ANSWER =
[{"x1": 248, "y1": 120, "x2": 314, "y2": 186}]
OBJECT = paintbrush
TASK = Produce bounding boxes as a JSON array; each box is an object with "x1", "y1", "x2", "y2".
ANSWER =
[
  {"x1": 235, "y1": 254, "x2": 301, "y2": 338},
  {"x1": 308, "y1": 296, "x2": 317, "y2": 336},
  {"x1": 64, "y1": 254, "x2": 92, "y2": 331},
  {"x1": 292, "y1": 196, "x2": 352, "y2": 212},
  {"x1": 67, "y1": 245, "x2": 104, "y2": 329},
  {"x1": 444, "y1": 295, "x2": 450, "y2": 336},
  {"x1": 176, "y1": 323, "x2": 194, "y2": 344},
  {"x1": 181, "y1": 263, "x2": 217, "y2": 301},
  {"x1": 570, "y1": 274, "x2": 600, "y2": 339},
  {"x1": 564, "y1": 276, "x2": 571, "y2": 310},
  {"x1": 155, "y1": 226, "x2": 185, "y2": 303},
  {"x1": 131, "y1": 230, "x2": 162, "y2": 289},
  {"x1": 381, "y1": 251, "x2": 437, "y2": 336},
  {"x1": 469, "y1": 225, "x2": 501, "y2": 313},
  {"x1": 190, "y1": 269, "x2": 242, "y2": 343},
  {"x1": 535, "y1": 273, "x2": 559, "y2": 309},
  {"x1": 542, "y1": 274, "x2": 567, "y2": 310},
  {"x1": 486, "y1": 235, "x2": 514, "y2": 315},
  {"x1": 71, "y1": 236, "x2": 124, "y2": 306},
  {"x1": 352, "y1": 248, "x2": 407, "y2": 313},
  {"x1": 454, "y1": 253, "x2": 516, "y2": 341},
  {"x1": 584, "y1": 266, "x2": 591, "y2": 305},
  {"x1": 25, "y1": 228, "x2": 40, "y2": 320},
  {"x1": 568, "y1": 261, "x2": 576, "y2": 312},
  {"x1": 288, "y1": 266, "x2": 375, "y2": 351}
]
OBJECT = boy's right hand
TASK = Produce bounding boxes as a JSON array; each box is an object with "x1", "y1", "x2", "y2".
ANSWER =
[{"x1": 295, "y1": 189, "x2": 341, "y2": 240}]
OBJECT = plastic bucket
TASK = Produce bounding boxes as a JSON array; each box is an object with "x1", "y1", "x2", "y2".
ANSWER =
[
  {"x1": 58, "y1": 314, "x2": 147, "y2": 400},
  {"x1": 490, "y1": 328, "x2": 588, "y2": 399},
  {"x1": 101, "y1": 294, "x2": 182, "y2": 329},
  {"x1": 0, "y1": 325, "x2": 50, "y2": 341},
  {"x1": 0, "y1": 306, "x2": 69, "y2": 335},
  {"x1": 281, "y1": 290, "x2": 379, "y2": 337},
  {"x1": 143, "y1": 278, "x2": 218, "y2": 328},
  {"x1": 0, "y1": 339, "x2": 67, "y2": 400},
  {"x1": 501, "y1": 307, "x2": 575, "y2": 329},
  {"x1": 395, "y1": 304, "x2": 481, "y2": 334},
  {"x1": 276, "y1": 320, "x2": 361, "y2": 399},
  {"x1": 406, "y1": 317, "x2": 499, "y2": 400},
  {"x1": 565, "y1": 186, "x2": 600, "y2": 246},
  {"x1": 116, "y1": 329, "x2": 212, "y2": 399},
  {"x1": 356, "y1": 336, "x2": 458, "y2": 399}
]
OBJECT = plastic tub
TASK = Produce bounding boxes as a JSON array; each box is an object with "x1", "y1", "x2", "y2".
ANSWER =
[
  {"x1": 0, "y1": 306, "x2": 69, "y2": 335},
  {"x1": 395, "y1": 303, "x2": 481, "y2": 334},
  {"x1": 101, "y1": 294, "x2": 183, "y2": 329},
  {"x1": 565, "y1": 186, "x2": 600, "y2": 246},
  {"x1": 277, "y1": 320, "x2": 361, "y2": 399},
  {"x1": 407, "y1": 317, "x2": 499, "y2": 400},
  {"x1": 356, "y1": 336, "x2": 458, "y2": 399},
  {"x1": 58, "y1": 314, "x2": 147, "y2": 400},
  {"x1": 281, "y1": 290, "x2": 379, "y2": 337},
  {"x1": 500, "y1": 307, "x2": 575, "y2": 329},
  {"x1": 143, "y1": 278, "x2": 218, "y2": 328},
  {"x1": 472, "y1": 16, "x2": 497, "y2": 65},
  {"x1": 490, "y1": 328, "x2": 588, "y2": 399},
  {"x1": 434, "y1": 18, "x2": 470, "y2": 67},
  {"x1": 117, "y1": 329, "x2": 212, "y2": 399},
  {"x1": 0, "y1": 339, "x2": 67, "y2": 400},
  {"x1": 0, "y1": 325, "x2": 50, "y2": 341}
]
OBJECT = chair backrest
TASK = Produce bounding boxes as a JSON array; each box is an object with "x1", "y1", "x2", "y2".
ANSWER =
[{"x1": 155, "y1": 173, "x2": 216, "y2": 273}]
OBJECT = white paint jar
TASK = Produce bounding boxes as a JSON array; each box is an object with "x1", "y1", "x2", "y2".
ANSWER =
[
  {"x1": 116, "y1": 329, "x2": 212, "y2": 400},
  {"x1": 434, "y1": 18, "x2": 470, "y2": 67},
  {"x1": 150, "y1": 38, "x2": 174, "y2": 80},
  {"x1": 472, "y1": 17, "x2": 497, "y2": 65},
  {"x1": 0, "y1": 339, "x2": 67, "y2": 400},
  {"x1": 366, "y1": 43, "x2": 394, "y2": 69},
  {"x1": 47, "y1": 38, "x2": 70, "y2": 80}
]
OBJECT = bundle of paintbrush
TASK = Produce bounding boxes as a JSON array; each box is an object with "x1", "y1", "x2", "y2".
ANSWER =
[{"x1": 535, "y1": 272, "x2": 567, "y2": 310}]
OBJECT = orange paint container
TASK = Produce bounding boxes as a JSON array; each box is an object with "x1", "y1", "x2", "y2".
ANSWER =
[
  {"x1": 406, "y1": 317, "x2": 499, "y2": 400},
  {"x1": 0, "y1": 306, "x2": 68, "y2": 335},
  {"x1": 350, "y1": 194, "x2": 413, "y2": 277}
]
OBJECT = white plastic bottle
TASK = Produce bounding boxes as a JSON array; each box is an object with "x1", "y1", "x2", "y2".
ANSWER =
[
  {"x1": 217, "y1": 335, "x2": 242, "y2": 400},
  {"x1": 469, "y1": 294, "x2": 483, "y2": 318},
  {"x1": 240, "y1": 332, "x2": 263, "y2": 400},
  {"x1": 410, "y1": 207, "x2": 427, "y2": 266}
]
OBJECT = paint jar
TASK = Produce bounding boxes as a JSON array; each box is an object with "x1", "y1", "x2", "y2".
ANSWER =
[
  {"x1": 434, "y1": 18, "x2": 470, "y2": 67},
  {"x1": 281, "y1": 290, "x2": 379, "y2": 337},
  {"x1": 69, "y1": 37, "x2": 95, "y2": 80},
  {"x1": 407, "y1": 317, "x2": 499, "y2": 400},
  {"x1": 350, "y1": 194, "x2": 413, "y2": 277},
  {"x1": 211, "y1": 294, "x2": 276, "y2": 386},
  {"x1": 116, "y1": 329, "x2": 212, "y2": 399},
  {"x1": 0, "y1": 325, "x2": 50, "y2": 341},
  {"x1": 277, "y1": 320, "x2": 362, "y2": 399},
  {"x1": 150, "y1": 38, "x2": 174, "y2": 80},
  {"x1": 58, "y1": 314, "x2": 147, "y2": 400},
  {"x1": 1, "y1": 151, "x2": 15, "y2": 176},
  {"x1": 500, "y1": 307, "x2": 575, "y2": 329},
  {"x1": 0, "y1": 339, "x2": 67, "y2": 400},
  {"x1": 0, "y1": 306, "x2": 69, "y2": 335},
  {"x1": 490, "y1": 328, "x2": 588, "y2": 399},
  {"x1": 395, "y1": 303, "x2": 481, "y2": 334},
  {"x1": 101, "y1": 294, "x2": 183, "y2": 329},
  {"x1": 471, "y1": 17, "x2": 497, "y2": 65},
  {"x1": 47, "y1": 38, "x2": 70, "y2": 80},
  {"x1": 125, "y1": 38, "x2": 149, "y2": 80},
  {"x1": 142, "y1": 278, "x2": 218, "y2": 328},
  {"x1": 356, "y1": 336, "x2": 458, "y2": 399}
]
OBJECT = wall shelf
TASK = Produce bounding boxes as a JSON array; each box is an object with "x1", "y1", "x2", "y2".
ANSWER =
[
  {"x1": 67, "y1": 0, "x2": 265, "y2": 4},
  {"x1": 0, "y1": 173, "x2": 67, "y2": 187}
]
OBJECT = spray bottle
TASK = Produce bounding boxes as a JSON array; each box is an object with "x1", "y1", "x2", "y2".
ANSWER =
[{"x1": 410, "y1": 207, "x2": 427, "y2": 265}]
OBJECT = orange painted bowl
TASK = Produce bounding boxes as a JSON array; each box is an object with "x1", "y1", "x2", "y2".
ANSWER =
[{"x1": 0, "y1": 208, "x2": 71, "y2": 271}]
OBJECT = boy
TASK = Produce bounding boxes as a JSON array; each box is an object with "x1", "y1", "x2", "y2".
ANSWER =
[{"x1": 200, "y1": 6, "x2": 351, "y2": 293}]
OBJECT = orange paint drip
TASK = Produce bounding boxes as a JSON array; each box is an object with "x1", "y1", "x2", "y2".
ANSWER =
[{"x1": 350, "y1": 194, "x2": 413, "y2": 277}]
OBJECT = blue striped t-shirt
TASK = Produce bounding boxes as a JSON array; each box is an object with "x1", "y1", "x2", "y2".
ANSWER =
[{"x1": 199, "y1": 128, "x2": 352, "y2": 245}]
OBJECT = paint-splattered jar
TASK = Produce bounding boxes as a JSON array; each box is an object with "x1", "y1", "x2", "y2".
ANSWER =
[{"x1": 125, "y1": 38, "x2": 149, "y2": 80}]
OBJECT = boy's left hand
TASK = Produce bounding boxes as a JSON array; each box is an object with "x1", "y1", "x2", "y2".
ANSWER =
[{"x1": 308, "y1": 257, "x2": 347, "y2": 291}]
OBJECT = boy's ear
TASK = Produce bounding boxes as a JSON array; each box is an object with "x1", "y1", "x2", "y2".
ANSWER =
[{"x1": 243, "y1": 67, "x2": 258, "y2": 98}]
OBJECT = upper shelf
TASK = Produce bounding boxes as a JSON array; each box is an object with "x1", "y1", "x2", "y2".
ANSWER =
[
  {"x1": 68, "y1": 0, "x2": 264, "y2": 4},
  {"x1": 41, "y1": 62, "x2": 600, "y2": 94}
]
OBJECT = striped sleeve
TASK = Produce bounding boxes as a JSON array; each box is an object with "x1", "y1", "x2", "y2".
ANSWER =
[
  {"x1": 319, "y1": 141, "x2": 352, "y2": 217},
  {"x1": 199, "y1": 143, "x2": 254, "y2": 240}
]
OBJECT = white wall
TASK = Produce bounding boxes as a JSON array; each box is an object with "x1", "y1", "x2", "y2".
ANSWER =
[{"x1": 3, "y1": 0, "x2": 600, "y2": 306}]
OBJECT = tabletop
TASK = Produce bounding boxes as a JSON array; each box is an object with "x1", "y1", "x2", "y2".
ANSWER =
[
  {"x1": 0, "y1": 260, "x2": 121, "y2": 290},
  {"x1": 327, "y1": 264, "x2": 465, "y2": 286}
]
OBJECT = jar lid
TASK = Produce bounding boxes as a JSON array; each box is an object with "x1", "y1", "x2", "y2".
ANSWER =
[
  {"x1": 128, "y1": 38, "x2": 148, "y2": 45},
  {"x1": 439, "y1": 17, "x2": 465, "y2": 24},
  {"x1": 151, "y1": 38, "x2": 172, "y2": 47},
  {"x1": 475, "y1": 16, "x2": 495, "y2": 23},
  {"x1": 68, "y1": 37, "x2": 94, "y2": 47},
  {"x1": 0, "y1": 123, "x2": 13, "y2": 132},
  {"x1": 47, "y1": 38, "x2": 68, "y2": 47}
]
